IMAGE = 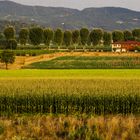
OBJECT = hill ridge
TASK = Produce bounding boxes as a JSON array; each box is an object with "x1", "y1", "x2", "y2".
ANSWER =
[{"x1": 0, "y1": 1, "x2": 140, "y2": 30}]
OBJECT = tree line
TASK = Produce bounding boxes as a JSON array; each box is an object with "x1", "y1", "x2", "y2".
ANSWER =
[{"x1": 0, "y1": 26, "x2": 140, "y2": 49}]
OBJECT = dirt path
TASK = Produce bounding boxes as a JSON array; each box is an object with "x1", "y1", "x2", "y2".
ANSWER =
[{"x1": 0, "y1": 52, "x2": 140, "y2": 69}]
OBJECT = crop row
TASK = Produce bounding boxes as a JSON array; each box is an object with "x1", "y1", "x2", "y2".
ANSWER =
[
  {"x1": 0, "y1": 79, "x2": 139, "y2": 116},
  {"x1": 26, "y1": 56, "x2": 140, "y2": 69}
]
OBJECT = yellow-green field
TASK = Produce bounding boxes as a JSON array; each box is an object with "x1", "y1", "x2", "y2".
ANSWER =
[{"x1": 0, "y1": 69, "x2": 140, "y2": 79}]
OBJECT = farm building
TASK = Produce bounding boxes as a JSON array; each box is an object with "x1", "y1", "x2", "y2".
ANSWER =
[{"x1": 112, "y1": 41, "x2": 140, "y2": 52}]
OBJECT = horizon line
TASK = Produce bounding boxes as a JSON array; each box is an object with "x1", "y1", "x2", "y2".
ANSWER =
[{"x1": 0, "y1": 0, "x2": 140, "y2": 12}]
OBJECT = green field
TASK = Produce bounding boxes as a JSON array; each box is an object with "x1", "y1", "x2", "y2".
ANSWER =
[
  {"x1": 0, "y1": 69, "x2": 139, "y2": 115},
  {"x1": 0, "y1": 69, "x2": 140, "y2": 79},
  {"x1": 24, "y1": 56, "x2": 140, "y2": 69}
]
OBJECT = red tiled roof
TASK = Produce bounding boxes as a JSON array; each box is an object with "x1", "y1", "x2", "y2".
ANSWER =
[{"x1": 112, "y1": 41, "x2": 140, "y2": 45}]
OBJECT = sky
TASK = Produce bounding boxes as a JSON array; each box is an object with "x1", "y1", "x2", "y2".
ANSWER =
[{"x1": 6, "y1": 0, "x2": 140, "y2": 11}]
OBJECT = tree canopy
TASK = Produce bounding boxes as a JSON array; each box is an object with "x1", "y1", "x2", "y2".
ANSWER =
[{"x1": 0, "y1": 50, "x2": 15, "y2": 69}]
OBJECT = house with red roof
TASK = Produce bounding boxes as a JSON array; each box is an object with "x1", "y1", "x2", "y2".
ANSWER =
[{"x1": 112, "y1": 41, "x2": 140, "y2": 52}]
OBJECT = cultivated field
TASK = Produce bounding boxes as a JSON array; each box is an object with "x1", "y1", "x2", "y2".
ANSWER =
[
  {"x1": 25, "y1": 55, "x2": 140, "y2": 69},
  {"x1": 0, "y1": 69, "x2": 139, "y2": 115},
  {"x1": 0, "y1": 78, "x2": 140, "y2": 115},
  {"x1": 0, "y1": 69, "x2": 140, "y2": 79},
  {"x1": 1, "y1": 52, "x2": 140, "y2": 69},
  {"x1": 0, "y1": 69, "x2": 139, "y2": 139}
]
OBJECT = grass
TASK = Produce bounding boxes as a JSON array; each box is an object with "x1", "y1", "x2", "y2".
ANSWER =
[
  {"x1": 0, "y1": 69, "x2": 140, "y2": 79},
  {"x1": 24, "y1": 56, "x2": 140, "y2": 69}
]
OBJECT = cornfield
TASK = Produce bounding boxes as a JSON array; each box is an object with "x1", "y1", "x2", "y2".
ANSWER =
[{"x1": 0, "y1": 79, "x2": 139, "y2": 115}]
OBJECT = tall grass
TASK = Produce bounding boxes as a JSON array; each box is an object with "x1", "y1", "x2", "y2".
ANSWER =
[{"x1": 0, "y1": 79, "x2": 139, "y2": 115}]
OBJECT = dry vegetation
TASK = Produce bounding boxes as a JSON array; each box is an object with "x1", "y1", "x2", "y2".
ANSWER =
[{"x1": 0, "y1": 115, "x2": 139, "y2": 140}]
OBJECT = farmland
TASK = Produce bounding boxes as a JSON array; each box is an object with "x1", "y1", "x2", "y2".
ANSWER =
[
  {"x1": 0, "y1": 69, "x2": 140, "y2": 79},
  {"x1": 0, "y1": 69, "x2": 139, "y2": 115},
  {"x1": 25, "y1": 55, "x2": 140, "y2": 69},
  {"x1": 0, "y1": 2, "x2": 140, "y2": 140},
  {"x1": 0, "y1": 69, "x2": 139, "y2": 139},
  {"x1": 0, "y1": 78, "x2": 140, "y2": 115}
]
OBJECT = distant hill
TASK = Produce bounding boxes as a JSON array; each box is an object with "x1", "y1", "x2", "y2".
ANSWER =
[{"x1": 0, "y1": 1, "x2": 140, "y2": 30}]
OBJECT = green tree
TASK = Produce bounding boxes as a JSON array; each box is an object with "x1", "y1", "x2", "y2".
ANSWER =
[
  {"x1": 3, "y1": 26, "x2": 15, "y2": 40},
  {"x1": 6, "y1": 39, "x2": 17, "y2": 49},
  {"x1": 87, "y1": 36, "x2": 92, "y2": 46},
  {"x1": 19, "y1": 28, "x2": 29, "y2": 45},
  {"x1": 63, "y1": 30, "x2": 72, "y2": 47},
  {"x1": 0, "y1": 50, "x2": 15, "y2": 69},
  {"x1": 123, "y1": 30, "x2": 133, "y2": 41},
  {"x1": 132, "y1": 29, "x2": 140, "y2": 40},
  {"x1": 43, "y1": 28, "x2": 54, "y2": 47},
  {"x1": 0, "y1": 33, "x2": 5, "y2": 40},
  {"x1": 80, "y1": 28, "x2": 89, "y2": 46},
  {"x1": 72, "y1": 30, "x2": 80, "y2": 44},
  {"x1": 72, "y1": 30, "x2": 80, "y2": 50},
  {"x1": 112, "y1": 30, "x2": 124, "y2": 42},
  {"x1": 103, "y1": 31, "x2": 112, "y2": 46},
  {"x1": 29, "y1": 27, "x2": 43, "y2": 46},
  {"x1": 54, "y1": 28, "x2": 63, "y2": 49},
  {"x1": 90, "y1": 29, "x2": 103, "y2": 46}
]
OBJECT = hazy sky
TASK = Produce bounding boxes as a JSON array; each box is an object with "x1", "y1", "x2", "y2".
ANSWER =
[{"x1": 8, "y1": 0, "x2": 140, "y2": 11}]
